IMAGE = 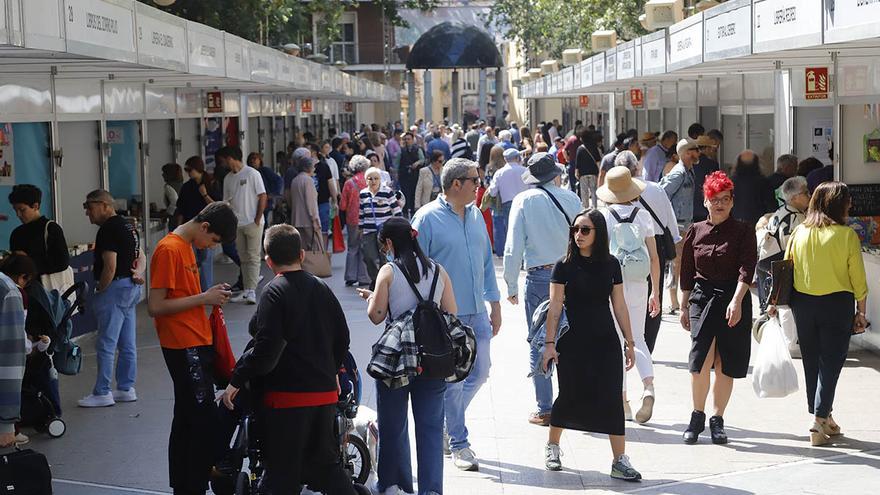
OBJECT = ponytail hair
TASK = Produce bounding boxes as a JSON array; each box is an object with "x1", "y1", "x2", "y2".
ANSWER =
[{"x1": 379, "y1": 217, "x2": 432, "y2": 279}]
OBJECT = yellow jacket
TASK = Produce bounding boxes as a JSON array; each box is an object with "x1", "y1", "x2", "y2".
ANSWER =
[{"x1": 785, "y1": 224, "x2": 868, "y2": 300}]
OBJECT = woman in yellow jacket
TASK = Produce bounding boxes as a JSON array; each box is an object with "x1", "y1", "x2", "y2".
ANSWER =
[{"x1": 783, "y1": 181, "x2": 868, "y2": 446}]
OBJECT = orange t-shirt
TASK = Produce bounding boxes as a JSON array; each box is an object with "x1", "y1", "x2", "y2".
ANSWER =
[{"x1": 150, "y1": 233, "x2": 212, "y2": 349}]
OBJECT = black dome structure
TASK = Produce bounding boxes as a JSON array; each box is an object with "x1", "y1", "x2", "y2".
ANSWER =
[{"x1": 405, "y1": 22, "x2": 502, "y2": 69}]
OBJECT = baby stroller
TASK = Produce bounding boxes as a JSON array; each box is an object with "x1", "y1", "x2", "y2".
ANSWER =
[
  {"x1": 19, "y1": 282, "x2": 88, "y2": 439},
  {"x1": 211, "y1": 352, "x2": 371, "y2": 494}
]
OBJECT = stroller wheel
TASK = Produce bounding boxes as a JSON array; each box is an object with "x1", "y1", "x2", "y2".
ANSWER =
[
  {"x1": 353, "y1": 484, "x2": 371, "y2": 495},
  {"x1": 234, "y1": 471, "x2": 250, "y2": 495},
  {"x1": 345, "y1": 434, "x2": 371, "y2": 485},
  {"x1": 47, "y1": 418, "x2": 66, "y2": 438}
]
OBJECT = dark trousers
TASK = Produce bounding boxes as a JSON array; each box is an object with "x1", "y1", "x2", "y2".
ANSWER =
[
  {"x1": 222, "y1": 241, "x2": 243, "y2": 288},
  {"x1": 790, "y1": 290, "x2": 854, "y2": 418},
  {"x1": 260, "y1": 405, "x2": 356, "y2": 495},
  {"x1": 162, "y1": 346, "x2": 222, "y2": 495},
  {"x1": 644, "y1": 244, "x2": 668, "y2": 353}
]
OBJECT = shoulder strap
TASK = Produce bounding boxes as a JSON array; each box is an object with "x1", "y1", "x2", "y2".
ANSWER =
[
  {"x1": 427, "y1": 262, "x2": 440, "y2": 301},
  {"x1": 536, "y1": 185, "x2": 572, "y2": 225},
  {"x1": 394, "y1": 260, "x2": 425, "y2": 303},
  {"x1": 626, "y1": 206, "x2": 641, "y2": 223},
  {"x1": 609, "y1": 208, "x2": 624, "y2": 223},
  {"x1": 44, "y1": 219, "x2": 52, "y2": 253},
  {"x1": 637, "y1": 198, "x2": 663, "y2": 227}
]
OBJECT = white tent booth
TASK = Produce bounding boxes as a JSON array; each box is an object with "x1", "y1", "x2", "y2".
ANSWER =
[
  {"x1": 523, "y1": 0, "x2": 880, "y2": 350},
  {"x1": 0, "y1": 0, "x2": 394, "y2": 305}
]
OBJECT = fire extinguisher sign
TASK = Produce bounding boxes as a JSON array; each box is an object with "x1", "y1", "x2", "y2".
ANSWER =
[{"x1": 805, "y1": 67, "x2": 829, "y2": 100}]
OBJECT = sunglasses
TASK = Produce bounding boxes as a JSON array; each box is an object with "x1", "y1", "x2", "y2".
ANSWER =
[
  {"x1": 457, "y1": 176, "x2": 481, "y2": 185},
  {"x1": 570, "y1": 225, "x2": 595, "y2": 236}
]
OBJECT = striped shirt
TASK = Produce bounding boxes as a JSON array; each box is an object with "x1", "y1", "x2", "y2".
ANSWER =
[
  {"x1": 359, "y1": 186, "x2": 402, "y2": 234},
  {"x1": 450, "y1": 138, "x2": 473, "y2": 160}
]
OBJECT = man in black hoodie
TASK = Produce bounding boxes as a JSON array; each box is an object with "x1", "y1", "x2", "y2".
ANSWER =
[{"x1": 221, "y1": 224, "x2": 355, "y2": 494}]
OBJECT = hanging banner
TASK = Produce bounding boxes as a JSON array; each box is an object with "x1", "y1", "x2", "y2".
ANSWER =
[
  {"x1": 630, "y1": 89, "x2": 645, "y2": 109},
  {"x1": 301, "y1": 99, "x2": 314, "y2": 113},
  {"x1": 0, "y1": 124, "x2": 14, "y2": 186},
  {"x1": 805, "y1": 67, "x2": 829, "y2": 100},
  {"x1": 579, "y1": 95, "x2": 590, "y2": 108}
]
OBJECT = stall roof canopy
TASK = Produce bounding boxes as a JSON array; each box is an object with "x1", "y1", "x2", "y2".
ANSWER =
[
  {"x1": 521, "y1": 0, "x2": 880, "y2": 100},
  {"x1": 406, "y1": 22, "x2": 502, "y2": 69},
  {"x1": 0, "y1": 0, "x2": 395, "y2": 102}
]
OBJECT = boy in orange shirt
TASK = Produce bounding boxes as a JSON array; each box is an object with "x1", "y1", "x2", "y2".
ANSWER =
[{"x1": 147, "y1": 202, "x2": 237, "y2": 495}]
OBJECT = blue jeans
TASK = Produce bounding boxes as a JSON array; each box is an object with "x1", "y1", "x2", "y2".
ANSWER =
[
  {"x1": 91, "y1": 278, "x2": 141, "y2": 396},
  {"x1": 194, "y1": 246, "x2": 214, "y2": 291},
  {"x1": 376, "y1": 377, "x2": 446, "y2": 494},
  {"x1": 524, "y1": 267, "x2": 554, "y2": 414},
  {"x1": 318, "y1": 202, "x2": 331, "y2": 234},
  {"x1": 446, "y1": 312, "x2": 492, "y2": 451},
  {"x1": 492, "y1": 202, "x2": 512, "y2": 256}
]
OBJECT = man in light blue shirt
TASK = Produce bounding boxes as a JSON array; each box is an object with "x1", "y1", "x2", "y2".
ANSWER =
[
  {"x1": 411, "y1": 157, "x2": 501, "y2": 472},
  {"x1": 502, "y1": 152, "x2": 581, "y2": 425},
  {"x1": 487, "y1": 148, "x2": 529, "y2": 256},
  {"x1": 643, "y1": 130, "x2": 678, "y2": 183}
]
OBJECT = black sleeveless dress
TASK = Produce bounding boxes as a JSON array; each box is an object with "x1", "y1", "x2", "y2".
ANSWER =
[{"x1": 549, "y1": 255, "x2": 625, "y2": 436}]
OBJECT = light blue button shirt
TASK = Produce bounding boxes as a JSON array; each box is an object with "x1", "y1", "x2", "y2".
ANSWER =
[
  {"x1": 411, "y1": 196, "x2": 500, "y2": 316},
  {"x1": 502, "y1": 184, "x2": 582, "y2": 297}
]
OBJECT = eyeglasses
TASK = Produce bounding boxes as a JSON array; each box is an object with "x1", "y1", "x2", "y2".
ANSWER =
[
  {"x1": 707, "y1": 195, "x2": 733, "y2": 205},
  {"x1": 569, "y1": 225, "x2": 595, "y2": 236}
]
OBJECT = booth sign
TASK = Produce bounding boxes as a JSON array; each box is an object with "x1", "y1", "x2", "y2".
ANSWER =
[
  {"x1": 630, "y1": 89, "x2": 644, "y2": 109},
  {"x1": 579, "y1": 95, "x2": 590, "y2": 108},
  {"x1": 301, "y1": 99, "x2": 314, "y2": 113},
  {"x1": 805, "y1": 67, "x2": 828, "y2": 100},
  {"x1": 206, "y1": 91, "x2": 224, "y2": 113}
]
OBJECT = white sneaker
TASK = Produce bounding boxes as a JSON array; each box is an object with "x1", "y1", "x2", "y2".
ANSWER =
[
  {"x1": 14, "y1": 432, "x2": 29, "y2": 445},
  {"x1": 545, "y1": 442, "x2": 562, "y2": 471},
  {"x1": 230, "y1": 290, "x2": 256, "y2": 303},
  {"x1": 113, "y1": 387, "x2": 138, "y2": 402},
  {"x1": 78, "y1": 392, "x2": 115, "y2": 408},
  {"x1": 451, "y1": 447, "x2": 479, "y2": 471}
]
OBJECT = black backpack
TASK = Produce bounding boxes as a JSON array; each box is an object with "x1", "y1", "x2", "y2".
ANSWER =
[{"x1": 396, "y1": 260, "x2": 456, "y2": 380}]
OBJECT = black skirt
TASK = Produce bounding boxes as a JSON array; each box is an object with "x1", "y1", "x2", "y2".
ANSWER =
[
  {"x1": 550, "y1": 304, "x2": 624, "y2": 436},
  {"x1": 688, "y1": 280, "x2": 752, "y2": 378}
]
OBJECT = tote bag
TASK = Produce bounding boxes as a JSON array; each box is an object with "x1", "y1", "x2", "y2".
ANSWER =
[
  {"x1": 302, "y1": 230, "x2": 332, "y2": 278},
  {"x1": 40, "y1": 220, "x2": 75, "y2": 294}
]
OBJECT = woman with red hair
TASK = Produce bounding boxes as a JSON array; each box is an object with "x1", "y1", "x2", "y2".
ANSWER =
[{"x1": 678, "y1": 171, "x2": 757, "y2": 446}]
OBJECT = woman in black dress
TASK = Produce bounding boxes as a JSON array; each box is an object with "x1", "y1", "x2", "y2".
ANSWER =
[
  {"x1": 541, "y1": 209, "x2": 641, "y2": 481},
  {"x1": 679, "y1": 171, "x2": 757, "y2": 445}
]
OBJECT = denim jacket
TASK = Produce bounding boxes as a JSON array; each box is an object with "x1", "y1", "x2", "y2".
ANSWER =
[{"x1": 660, "y1": 162, "x2": 695, "y2": 227}]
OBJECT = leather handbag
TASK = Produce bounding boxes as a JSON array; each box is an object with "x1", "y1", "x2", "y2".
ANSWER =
[
  {"x1": 768, "y1": 259, "x2": 795, "y2": 306},
  {"x1": 302, "y1": 230, "x2": 332, "y2": 278},
  {"x1": 638, "y1": 198, "x2": 678, "y2": 260},
  {"x1": 0, "y1": 447, "x2": 53, "y2": 494}
]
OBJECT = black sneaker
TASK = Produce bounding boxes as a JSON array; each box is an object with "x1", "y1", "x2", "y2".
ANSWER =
[
  {"x1": 709, "y1": 415, "x2": 728, "y2": 444},
  {"x1": 345, "y1": 280, "x2": 358, "y2": 287},
  {"x1": 683, "y1": 410, "x2": 706, "y2": 444}
]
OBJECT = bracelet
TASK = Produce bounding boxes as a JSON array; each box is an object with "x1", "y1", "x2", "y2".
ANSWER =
[{"x1": 544, "y1": 341, "x2": 555, "y2": 345}]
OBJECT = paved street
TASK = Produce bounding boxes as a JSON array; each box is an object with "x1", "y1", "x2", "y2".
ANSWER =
[{"x1": 24, "y1": 254, "x2": 880, "y2": 494}]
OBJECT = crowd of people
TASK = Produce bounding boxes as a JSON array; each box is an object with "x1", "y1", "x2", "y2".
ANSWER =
[{"x1": 0, "y1": 116, "x2": 870, "y2": 495}]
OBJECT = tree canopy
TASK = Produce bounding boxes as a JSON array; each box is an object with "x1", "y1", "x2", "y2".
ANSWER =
[
  {"x1": 140, "y1": 0, "x2": 439, "y2": 49},
  {"x1": 483, "y1": 0, "x2": 648, "y2": 64}
]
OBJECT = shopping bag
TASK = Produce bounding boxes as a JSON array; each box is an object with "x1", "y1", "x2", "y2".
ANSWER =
[
  {"x1": 752, "y1": 315, "x2": 799, "y2": 398},
  {"x1": 332, "y1": 215, "x2": 346, "y2": 254},
  {"x1": 210, "y1": 306, "x2": 236, "y2": 387}
]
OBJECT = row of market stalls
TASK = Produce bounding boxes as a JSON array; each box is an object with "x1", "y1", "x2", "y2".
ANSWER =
[
  {"x1": 0, "y1": 0, "x2": 395, "y2": 256},
  {"x1": 521, "y1": 0, "x2": 880, "y2": 349}
]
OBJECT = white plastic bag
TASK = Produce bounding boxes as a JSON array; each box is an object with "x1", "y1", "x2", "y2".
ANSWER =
[
  {"x1": 777, "y1": 306, "x2": 799, "y2": 349},
  {"x1": 752, "y1": 315, "x2": 799, "y2": 398}
]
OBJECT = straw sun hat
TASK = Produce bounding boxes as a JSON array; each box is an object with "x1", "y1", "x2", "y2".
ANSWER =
[{"x1": 596, "y1": 166, "x2": 646, "y2": 204}]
